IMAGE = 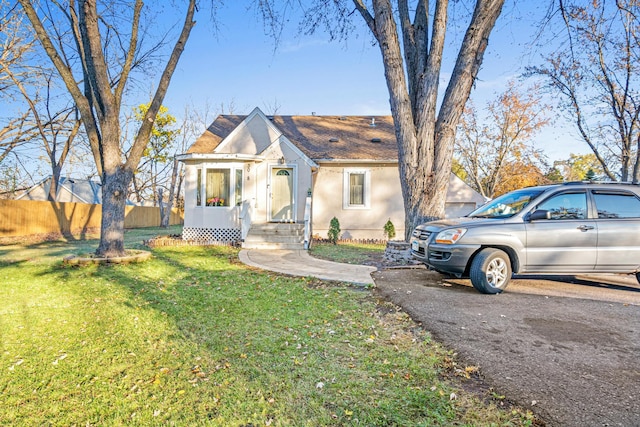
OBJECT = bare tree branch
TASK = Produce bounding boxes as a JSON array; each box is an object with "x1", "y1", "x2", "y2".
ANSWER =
[
  {"x1": 530, "y1": 0, "x2": 640, "y2": 182},
  {"x1": 18, "y1": 0, "x2": 198, "y2": 256}
]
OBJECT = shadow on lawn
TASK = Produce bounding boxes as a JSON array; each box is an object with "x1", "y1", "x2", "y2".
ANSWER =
[
  {"x1": 0, "y1": 226, "x2": 182, "y2": 264},
  {"x1": 66, "y1": 245, "x2": 252, "y2": 317}
]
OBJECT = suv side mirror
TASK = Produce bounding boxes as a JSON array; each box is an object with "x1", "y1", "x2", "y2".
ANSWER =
[{"x1": 528, "y1": 209, "x2": 551, "y2": 221}]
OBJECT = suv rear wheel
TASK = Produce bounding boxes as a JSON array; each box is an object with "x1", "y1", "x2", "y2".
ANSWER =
[{"x1": 470, "y1": 248, "x2": 512, "y2": 294}]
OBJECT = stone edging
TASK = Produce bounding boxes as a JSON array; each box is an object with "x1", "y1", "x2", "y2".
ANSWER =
[{"x1": 383, "y1": 241, "x2": 418, "y2": 264}]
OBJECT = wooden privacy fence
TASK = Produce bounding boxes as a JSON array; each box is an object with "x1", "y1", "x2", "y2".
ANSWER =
[{"x1": 0, "y1": 199, "x2": 183, "y2": 238}]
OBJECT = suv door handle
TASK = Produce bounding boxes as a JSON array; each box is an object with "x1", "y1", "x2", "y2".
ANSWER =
[{"x1": 577, "y1": 225, "x2": 595, "y2": 231}]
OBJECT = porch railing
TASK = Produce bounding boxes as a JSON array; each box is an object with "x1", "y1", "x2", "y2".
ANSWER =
[
  {"x1": 239, "y1": 200, "x2": 252, "y2": 241},
  {"x1": 303, "y1": 195, "x2": 312, "y2": 250}
]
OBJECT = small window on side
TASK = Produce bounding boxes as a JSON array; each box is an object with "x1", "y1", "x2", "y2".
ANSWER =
[
  {"x1": 235, "y1": 169, "x2": 243, "y2": 206},
  {"x1": 196, "y1": 169, "x2": 202, "y2": 206},
  {"x1": 593, "y1": 192, "x2": 640, "y2": 219},
  {"x1": 343, "y1": 169, "x2": 370, "y2": 209}
]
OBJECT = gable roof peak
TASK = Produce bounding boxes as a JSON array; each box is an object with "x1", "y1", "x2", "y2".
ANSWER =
[{"x1": 187, "y1": 107, "x2": 398, "y2": 161}]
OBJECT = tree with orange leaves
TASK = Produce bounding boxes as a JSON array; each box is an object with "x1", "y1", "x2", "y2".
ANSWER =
[{"x1": 455, "y1": 81, "x2": 550, "y2": 198}]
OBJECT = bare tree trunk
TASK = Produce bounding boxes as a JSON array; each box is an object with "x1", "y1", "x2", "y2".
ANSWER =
[
  {"x1": 18, "y1": 0, "x2": 197, "y2": 257},
  {"x1": 354, "y1": 0, "x2": 504, "y2": 239},
  {"x1": 47, "y1": 114, "x2": 80, "y2": 202},
  {"x1": 99, "y1": 167, "x2": 132, "y2": 255},
  {"x1": 48, "y1": 165, "x2": 61, "y2": 202},
  {"x1": 160, "y1": 158, "x2": 179, "y2": 228},
  {"x1": 634, "y1": 135, "x2": 640, "y2": 184},
  {"x1": 151, "y1": 161, "x2": 158, "y2": 207},
  {"x1": 175, "y1": 161, "x2": 185, "y2": 212},
  {"x1": 158, "y1": 187, "x2": 166, "y2": 227},
  {"x1": 132, "y1": 176, "x2": 144, "y2": 203}
]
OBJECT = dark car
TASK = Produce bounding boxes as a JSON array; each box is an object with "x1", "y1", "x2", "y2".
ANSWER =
[{"x1": 410, "y1": 182, "x2": 640, "y2": 294}]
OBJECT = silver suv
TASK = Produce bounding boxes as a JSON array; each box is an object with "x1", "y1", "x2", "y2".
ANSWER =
[{"x1": 410, "y1": 182, "x2": 640, "y2": 294}]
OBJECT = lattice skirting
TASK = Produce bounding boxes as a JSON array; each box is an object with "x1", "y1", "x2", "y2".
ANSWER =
[{"x1": 182, "y1": 227, "x2": 241, "y2": 242}]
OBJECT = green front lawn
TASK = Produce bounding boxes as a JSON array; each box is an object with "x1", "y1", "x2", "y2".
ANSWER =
[
  {"x1": 309, "y1": 241, "x2": 387, "y2": 265},
  {"x1": 0, "y1": 228, "x2": 534, "y2": 426}
]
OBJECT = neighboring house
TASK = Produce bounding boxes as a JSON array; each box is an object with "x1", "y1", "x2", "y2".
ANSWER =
[
  {"x1": 18, "y1": 176, "x2": 137, "y2": 205},
  {"x1": 178, "y1": 107, "x2": 485, "y2": 248}
]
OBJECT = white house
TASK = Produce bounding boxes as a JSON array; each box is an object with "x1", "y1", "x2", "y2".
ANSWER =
[
  {"x1": 18, "y1": 176, "x2": 138, "y2": 205},
  {"x1": 18, "y1": 176, "x2": 104, "y2": 204},
  {"x1": 178, "y1": 107, "x2": 485, "y2": 248}
]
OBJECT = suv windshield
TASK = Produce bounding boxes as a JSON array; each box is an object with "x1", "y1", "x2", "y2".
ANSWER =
[{"x1": 469, "y1": 188, "x2": 546, "y2": 218}]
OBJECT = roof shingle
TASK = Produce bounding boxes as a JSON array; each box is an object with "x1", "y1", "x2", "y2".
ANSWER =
[{"x1": 187, "y1": 114, "x2": 399, "y2": 161}]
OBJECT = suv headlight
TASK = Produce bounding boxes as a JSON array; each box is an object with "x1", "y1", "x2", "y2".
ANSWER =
[{"x1": 435, "y1": 228, "x2": 467, "y2": 244}]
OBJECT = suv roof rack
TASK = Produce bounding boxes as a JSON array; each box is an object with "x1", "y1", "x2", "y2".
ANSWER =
[{"x1": 562, "y1": 180, "x2": 639, "y2": 186}]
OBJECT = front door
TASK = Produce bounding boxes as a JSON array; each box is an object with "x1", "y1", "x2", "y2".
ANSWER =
[{"x1": 270, "y1": 167, "x2": 294, "y2": 222}]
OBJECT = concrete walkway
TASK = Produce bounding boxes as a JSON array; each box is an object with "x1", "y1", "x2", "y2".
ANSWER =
[{"x1": 238, "y1": 249, "x2": 376, "y2": 285}]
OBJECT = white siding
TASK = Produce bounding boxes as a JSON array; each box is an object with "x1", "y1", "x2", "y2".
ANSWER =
[
  {"x1": 312, "y1": 163, "x2": 405, "y2": 240},
  {"x1": 183, "y1": 161, "x2": 251, "y2": 231}
]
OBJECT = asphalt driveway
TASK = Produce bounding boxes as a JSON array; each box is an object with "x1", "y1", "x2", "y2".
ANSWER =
[{"x1": 372, "y1": 268, "x2": 640, "y2": 427}]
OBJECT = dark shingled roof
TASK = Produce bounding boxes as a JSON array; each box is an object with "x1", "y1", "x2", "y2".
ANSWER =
[{"x1": 187, "y1": 114, "x2": 399, "y2": 161}]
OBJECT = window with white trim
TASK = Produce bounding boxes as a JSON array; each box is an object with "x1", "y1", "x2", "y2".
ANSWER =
[
  {"x1": 343, "y1": 168, "x2": 370, "y2": 209},
  {"x1": 197, "y1": 167, "x2": 244, "y2": 207},
  {"x1": 205, "y1": 169, "x2": 230, "y2": 206}
]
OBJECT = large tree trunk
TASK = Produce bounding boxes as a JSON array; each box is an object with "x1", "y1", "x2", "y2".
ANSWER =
[
  {"x1": 98, "y1": 167, "x2": 131, "y2": 256},
  {"x1": 356, "y1": 0, "x2": 504, "y2": 240},
  {"x1": 18, "y1": 0, "x2": 196, "y2": 257}
]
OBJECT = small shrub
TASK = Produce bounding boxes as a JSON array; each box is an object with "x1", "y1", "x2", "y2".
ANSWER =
[
  {"x1": 383, "y1": 219, "x2": 396, "y2": 240},
  {"x1": 328, "y1": 217, "x2": 341, "y2": 244}
]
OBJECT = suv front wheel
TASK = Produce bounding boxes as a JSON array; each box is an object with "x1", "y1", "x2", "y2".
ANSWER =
[{"x1": 470, "y1": 248, "x2": 512, "y2": 294}]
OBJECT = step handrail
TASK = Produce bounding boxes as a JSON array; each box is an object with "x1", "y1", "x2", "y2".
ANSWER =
[{"x1": 303, "y1": 195, "x2": 312, "y2": 250}]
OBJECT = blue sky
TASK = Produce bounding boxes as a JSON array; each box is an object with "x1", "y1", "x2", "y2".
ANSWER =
[
  {"x1": 164, "y1": 3, "x2": 389, "y2": 115},
  {"x1": 160, "y1": 2, "x2": 586, "y2": 163}
]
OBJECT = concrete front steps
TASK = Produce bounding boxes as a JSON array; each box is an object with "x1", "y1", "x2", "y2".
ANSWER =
[{"x1": 242, "y1": 223, "x2": 306, "y2": 250}]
